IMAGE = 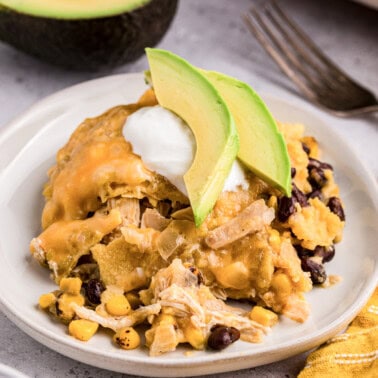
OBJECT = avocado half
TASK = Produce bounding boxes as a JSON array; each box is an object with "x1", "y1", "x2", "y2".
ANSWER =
[{"x1": 0, "y1": 0, "x2": 178, "y2": 70}]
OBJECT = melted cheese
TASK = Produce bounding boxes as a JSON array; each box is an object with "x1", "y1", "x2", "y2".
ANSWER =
[
  {"x1": 31, "y1": 210, "x2": 122, "y2": 281},
  {"x1": 42, "y1": 105, "x2": 153, "y2": 229}
]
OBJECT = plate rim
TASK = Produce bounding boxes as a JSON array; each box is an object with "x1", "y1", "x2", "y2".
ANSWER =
[{"x1": 0, "y1": 73, "x2": 377, "y2": 376}]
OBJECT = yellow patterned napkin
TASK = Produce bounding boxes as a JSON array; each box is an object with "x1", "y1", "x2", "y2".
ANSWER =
[{"x1": 298, "y1": 287, "x2": 378, "y2": 378}]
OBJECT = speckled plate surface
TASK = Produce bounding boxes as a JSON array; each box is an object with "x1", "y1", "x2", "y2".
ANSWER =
[{"x1": 0, "y1": 74, "x2": 377, "y2": 377}]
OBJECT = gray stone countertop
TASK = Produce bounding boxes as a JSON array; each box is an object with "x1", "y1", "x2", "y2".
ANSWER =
[{"x1": 0, "y1": 0, "x2": 377, "y2": 377}]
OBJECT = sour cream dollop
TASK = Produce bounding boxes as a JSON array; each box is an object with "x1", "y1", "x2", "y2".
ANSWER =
[{"x1": 123, "y1": 105, "x2": 249, "y2": 196}]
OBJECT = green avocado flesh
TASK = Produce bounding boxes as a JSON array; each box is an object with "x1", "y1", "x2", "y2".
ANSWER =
[
  {"x1": 146, "y1": 48, "x2": 240, "y2": 227},
  {"x1": 0, "y1": 0, "x2": 150, "y2": 19},
  {"x1": 202, "y1": 70, "x2": 291, "y2": 196}
]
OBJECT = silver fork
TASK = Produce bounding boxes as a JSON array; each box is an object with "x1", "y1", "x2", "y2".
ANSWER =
[{"x1": 243, "y1": 1, "x2": 378, "y2": 117}]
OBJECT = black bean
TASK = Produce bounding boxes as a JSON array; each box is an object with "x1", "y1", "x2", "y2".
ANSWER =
[
  {"x1": 308, "y1": 158, "x2": 333, "y2": 171},
  {"x1": 85, "y1": 279, "x2": 105, "y2": 305},
  {"x1": 327, "y1": 197, "x2": 345, "y2": 221},
  {"x1": 294, "y1": 245, "x2": 313, "y2": 259},
  {"x1": 291, "y1": 167, "x2": 297, "y2": 178},
  {"x1": 292, "y1": 184, "x2": 309, "y2": 207},
  {"x1": 277, "y1": 183, "x2": 309, "y2": 222},
  {"x1": 307, "y1": 189, "x2": 323, "y2": 200},
  {"x1": 301, "y1": 258, "x2": 327, "y2": 284},
  {"x1": 302, "y1": 142, "x2": 310, "y2": 155},
  {"x1": 208, "y1": 325, "x2": 240, "y2": 350},
  {"x1": 314, "y1": 245, "x2": 335, "y2": 263},
  {"x1": 277, "y1": 196, "x2": 296, "y2": 222},
  {"x1": 309, "y1": 167, "x2": 327, "y2": 189}
]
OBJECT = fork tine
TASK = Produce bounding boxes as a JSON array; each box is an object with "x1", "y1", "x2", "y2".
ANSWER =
[
  {"x1": 252, "y1": 7, "x2": 323, "y2": 90},
  {"x1": 264, "y1": 4, "x2": 339, "y2": 90},
  {"x1": 243, "y1": 1, "x2": 378, "y2": 116},
  {"x1": 270, "y1": 1, "x2": 351, "y2": 85},
  {"x1": 243, "y1": 10, "x2": 319, "y2": 100}
]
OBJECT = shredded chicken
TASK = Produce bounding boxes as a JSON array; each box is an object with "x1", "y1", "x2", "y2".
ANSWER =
[
  {"x1": 282, "y1": 295, "x2": 310, "y2": 323},
  {"x1": 159, "y1": 285, "x2": 206, "y2": 320},
  {"x1": 142, "y1": 259, "x2": 269, "y2": 354},
  {"x1": 145, "y1": 258, "x2": 199, "y2": 300},
  {"x1": 210, "y1": 311, "x2": 267, "y2": 343},
  {"x1": 71, "y1": 302, "x2": 161, "y2": 331},
  {"x1": 158, "y1": 284, "x2": 268, "y2": 342},
  {"x1": 205, "y1": 199, "x2": 275, "y2": 249},
  {"x1": 146, "y1": 322, "x2": 182, "y2": 356}
]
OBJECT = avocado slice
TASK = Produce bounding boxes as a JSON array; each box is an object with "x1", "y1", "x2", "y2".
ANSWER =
[
  {"x1": 0, "y1": 0, "x2": 178, "y2": 70},
  {"x1": 202, "y1": 70, "x2": 291, "y2": 196},
  {"x1": 0, "y1": 0, "x2": 151, "y2": 19},
  {"x1": 146, "y1": 48, "x2": 239, "y2": 227}
]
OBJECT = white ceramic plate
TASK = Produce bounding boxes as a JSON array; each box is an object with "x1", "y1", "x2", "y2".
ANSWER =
[{"x1": 0, "y1": 74, "x2": 377, "y2": 377}]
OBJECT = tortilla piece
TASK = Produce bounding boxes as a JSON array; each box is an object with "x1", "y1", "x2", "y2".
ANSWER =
[{"x1": 91, "y1": 236, "x2": 167, "y2": 292}]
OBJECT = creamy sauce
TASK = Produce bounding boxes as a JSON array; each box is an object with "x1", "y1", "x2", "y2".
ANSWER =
[
  {"x1": 123, "y1": 105, "x2": 249, "y2": 196},
  {"x1": 123, "y1": 106, "x2": 195, "y2": 195}
]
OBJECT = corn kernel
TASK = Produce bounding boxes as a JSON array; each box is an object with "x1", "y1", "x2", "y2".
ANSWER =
[
  {"x1": 215, "y1": 262, "x2": 249, "y2": 290},
  {"x1": 105, "y1": 295, "x2": 131, "y2": 316},
  {"x1": 268, "y1": 229, "x2": 281, "y2": 250},
  {"x1": 113, "y1": 327, "x2": 140, "y2": 350},
  {"x1": 183, "y1": 322, "x2": 205, "y2": 349},
  {"x1": 267, "y1": 196, "x2": 278, "y2": 209},
  {"x1": 58, "y1": 293, "x2": 85, "y2": 320},
  {"x1": 39, "y1": 293, "x2": 56, "y2": 309},
  {"x1": 271, "y1": 273, "x2": 292, "y2": 298},
  {"x1": 249, "y1": 306, "x2": 279, "y2": 327},
  {"x1": 69, "y1": 319, "x2": 99, "y2": 341},
  {"x1": 59, "y1": 277, "x2": 82, "y2": 295},
  {"x1": 100, "y1": 286, "x2": 124, "y2": 304}
]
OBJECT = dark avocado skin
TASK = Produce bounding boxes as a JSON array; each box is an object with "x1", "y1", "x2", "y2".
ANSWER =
[{"x1": 0, "y1": 0, "x2": 178, "y2": 71}]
